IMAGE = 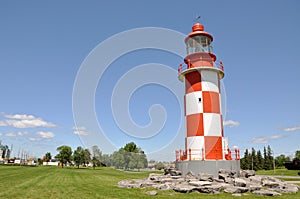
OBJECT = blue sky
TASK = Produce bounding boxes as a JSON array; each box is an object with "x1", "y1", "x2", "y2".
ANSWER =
[{"x1": 0, "y1": 1, "x2": 300, "y2": 161}]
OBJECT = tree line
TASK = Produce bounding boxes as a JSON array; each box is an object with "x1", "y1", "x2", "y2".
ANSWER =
[
  {"x1": 44, "y1": 142, "x2": 148, "y2": 169},
  {"x1": 241, "y1": 145, "x2": 300, "y2": 171}
]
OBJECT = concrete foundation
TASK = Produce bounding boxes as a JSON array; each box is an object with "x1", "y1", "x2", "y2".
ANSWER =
[{"x1": 175, "y1": 160, "x2": 240, "y2": 177}]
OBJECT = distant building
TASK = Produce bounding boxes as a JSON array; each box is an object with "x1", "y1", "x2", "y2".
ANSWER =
[{"x1": 0, "y1": 143, "x2": 10, "y2": 161}]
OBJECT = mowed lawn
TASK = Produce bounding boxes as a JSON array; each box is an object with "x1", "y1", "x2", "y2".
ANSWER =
[{"x1": 0, "y1": 166, "x2": 299, "y2": 199}]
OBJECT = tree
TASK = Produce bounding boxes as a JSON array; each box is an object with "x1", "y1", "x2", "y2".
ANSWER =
[
  {"x1": 294, "y1": 150, "x2": 300, "y2": 161},
  {"x1": 91, "y1": 146, "x2": 102, "y2": 169},
  {"x1": 275, "y1": 154, "x2": 290, "y2": 168},
  {"x1": 251, "y1": 148, "x2": 258, "y2": 170},
  {"x1": 155, "y1": 162, "x2": 165, "y2": 170},
  {"x1": 101, "y1": 154, "x2": 111, "y2": 167},
  {"x1": 45, "y1": 152, "x2": 52, "y2": 164},
  {"x1": 83, "y1": 149, "x2": 91, "y2": 166},
  {"x1": 256, "y1": 150, "x2": 264, "y2": 170},
  {"x1": 110, "y1": 142, "x2": 148, "y2": 170},
  {"x1": 241, "y1": 149, "x2": 251, "y2": 170},
  {"x1": 73, "y1": 146, "x2": 84, "y2": 168},
  {"x1": 55, "y1": 145, "x2": 73, "y2": 168},
  {"x1": 124, "y1": 142, "x2": 138, "y2": 153}
]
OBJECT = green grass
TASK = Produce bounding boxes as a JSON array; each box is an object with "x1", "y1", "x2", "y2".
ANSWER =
[
  {"x1": 0, "y1": 166, "x2": 299, "y2": 199},
  {"x1": 256, "y1": 169, "x2": 300, "y2": 176}
]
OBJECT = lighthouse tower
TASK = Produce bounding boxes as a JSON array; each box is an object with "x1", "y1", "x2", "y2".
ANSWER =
[{"x1": 176, "y1": 22, "x2": 240, "y2": 177}]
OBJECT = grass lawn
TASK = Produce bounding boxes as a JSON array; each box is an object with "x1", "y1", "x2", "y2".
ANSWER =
[
  {"x1": 0, "y1": 166, "x2": 299, "y2": 199},
  {"x1": 256, "y1": 169, "x2": 300, "y2": 176}
]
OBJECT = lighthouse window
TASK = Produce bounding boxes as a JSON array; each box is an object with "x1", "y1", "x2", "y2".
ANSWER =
[
  {"x1": 186, "y1": 36, "x2": 212, "y2": 54},
  {"x1": 198, "y1": 98, "x2": 201, "y2": 103}
]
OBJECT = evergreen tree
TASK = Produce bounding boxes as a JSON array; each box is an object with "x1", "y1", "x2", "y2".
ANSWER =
[
  {"x1": 263, "y1": 146, "x2": 269, "y2": 170},
  {"x1": 267, "y1": 145, "x2": 274, "y2": 170},
  {"x1": 241, "y1": 149, "x2": 251, "y2": 169},
  {"x1": 256, "y1": 150, "x2": 264, "y2": 170},
  {"x1": 251, "y1": 148, "x2": 258, "y2": 170}
]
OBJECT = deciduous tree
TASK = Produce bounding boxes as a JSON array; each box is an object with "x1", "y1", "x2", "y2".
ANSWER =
[{"x1": 55, "y1": 145, "x2": 72, "y2": 168}]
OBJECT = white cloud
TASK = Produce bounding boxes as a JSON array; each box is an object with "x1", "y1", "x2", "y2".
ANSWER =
[
  {"x1": 72, "y1": 126, "x2": 89, "y2": 136},
  {"x1": 29, "y1": 137, "x2": 41, "y2": 141},
  {"x1": 17, "y1": 132, "x2": 29, "y2": 136},
  {"x1": 283, "y1": 126, "x2": 300, "y2": 132},
  {"x1": 5, "y1": 114, "x2": 35, "y2": 120},
  {"x1": 36, "y1": 131, "x2": 55, "y2": 139},
  {"x1": 73, "y1": 126, "x2": 86, "y2": 131},
  {"x1": 5, "y1": 116, "x2": 57, "y2": 128},
  {"x1": 223, "y1": 120, "x2": 240, "y2": 128},
  {"x1": 252, "y1": 134, "x2": 284, "y2": 144},
  {"x1": 73, "y1": 130, "x2": 88, "y2": 136},
  {"x1": 0, "y1": 133, "x2": 2, "y2": 136},
  {"x1": 0, "y1": 120, "x2": 7, "y2": 126},
  {"x1": 5, "y1": 132, "x2": 16, "y2": 137}
]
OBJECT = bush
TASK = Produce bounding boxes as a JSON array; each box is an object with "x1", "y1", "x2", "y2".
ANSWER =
[{"x1": 154, "y1": 162, "x2": 165, "y2": 170}]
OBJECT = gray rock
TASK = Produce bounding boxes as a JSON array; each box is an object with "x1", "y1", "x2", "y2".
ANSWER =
[
  {"x1": 213, "y1": 178, "x2": 224, "y2": 183},
  {"x1": 198, "y1": 173, "x2": 214, "y2": 182},
  {"x1": 249, "y1": 175, "x2": 262, "y2": 184},
  {"x1": 262, "y1": 180, "x2": 280, "y2": 188},
  {"x1": 252, "y1": 190, "x2": 281, "y2": 196},
  {"x1": 118, "y1": 179, "x2": 140, "y2": 188},
  {"x1": 152, "y1": 183, "x2": 172, "y2": 190},
  {"x1": 164, "y1": 168, "x2": 181, "y2": 176},
  {"x1": 149, "y1": 173, "x2": 162, "y2": 182},
  {"x1": 173, "y1": 183, "x2": 196, "y2": 193},
  {"x1": 185, "y1": 171, "x2": 197, "y2": 181},
  {"x1": 219, "y1": 169, "x2": 236, "y2": 178},
  {"x1": 171, "y1": 175, "x2": 181, "y2": 179},
  {"x1": 272, "y1": 183, "x2": 299, "y2": 194},
  {"x1": 160, "y1": 177, "x2": 174, "y2": 183},
  {"x1": 239, "y1": 170, "x2": 255, "y2": 178},
  {"x1": 234, "y1": 178, "x2": 247, "y2": 187},
  {"x1": 219, "y1": 173, "x2": 228, "y2": 181},
  {"x1": 224, "y1": 177, "x2": 234, "y2": 184},
  {"x1": 196, "y1": 185, "x2": 223, "y2": 194},
  {"x1": 189, "y1": 181, "x2": 212, "y2": 187},
  {"x1": 224, "y1": 186, "x2": 248, "y2": 193},
  {"x1": 146, "y1": 190, "x2": 157, "y2": 196},
  {"x1": 248, "y1": 184, "x2": 262, "y2": 192},
  {"x1": 232, "y1": 193, "x2": 242, "y2": 197}
]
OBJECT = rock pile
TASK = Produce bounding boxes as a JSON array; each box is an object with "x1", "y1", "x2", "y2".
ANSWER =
[{"x1": 118, "y1": 168, "x2": 299, "y2": 196}]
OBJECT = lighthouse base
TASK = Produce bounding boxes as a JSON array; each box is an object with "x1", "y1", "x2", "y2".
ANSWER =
[{"x1": 175, "y1": 160, "x2": 240, "y2": 178}]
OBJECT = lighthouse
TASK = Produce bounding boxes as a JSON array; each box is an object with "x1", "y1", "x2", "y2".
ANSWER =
[{"x1": 175, "y1": 22, "x2": 240, "y2": 177}]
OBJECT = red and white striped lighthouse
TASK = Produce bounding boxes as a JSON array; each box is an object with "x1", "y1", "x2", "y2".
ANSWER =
[{"x1": 177, "y1": 22, "x2": 228, "y2": 161}]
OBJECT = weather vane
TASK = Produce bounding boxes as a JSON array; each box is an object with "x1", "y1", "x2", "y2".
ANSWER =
[{"x1": 194, "y1": 16, "x2": 201, "y2": 23}]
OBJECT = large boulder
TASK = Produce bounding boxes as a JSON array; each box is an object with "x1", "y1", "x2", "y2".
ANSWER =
[
  {"x1": 118, "y1": 179, "x2": 141, "y2": 188},
  {"x1": 173, "y1": 183, "x2": 196, "y2": 193},
  {"x1": 248, "y1": 184, "x2": 262, "y2": 192},
  {"x1": 248, "y1": 175, "x2": 262, "y2": 184},
  {"x1": 271, "y1": 183, "x2": 299, "y2": 194},
  {"x1": 196, "y1": 184, "x2": 223, "y2": 194},
  {"x1": 234, "y1": 178, "x2": 247, "y2": 187},
  {"x1": 146, "y1": 190, "x2": 157, "y2": 196},
  {"x1": 252, "y1": 190, "x2": 281, "y2": 196},
  {"x1": 239, "y1": 170, "x2": 255, "y2": 178},
  {"x1": 188, "y1": 181, "x2": 212, "y2": 187},
  {"x1": 198, "y1": 173, "x2": 214, "y2": 182},
  {"x1": 262, "y1": 180, "x2": 280, "y2": 188},
  {"x1": 224, "y1": 186, "x2": 249, "y2": 193}
]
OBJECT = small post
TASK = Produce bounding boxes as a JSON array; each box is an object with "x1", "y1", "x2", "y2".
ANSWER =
[{"x1": 189, "y1": 148, "x2": 192, "y2": 160}]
